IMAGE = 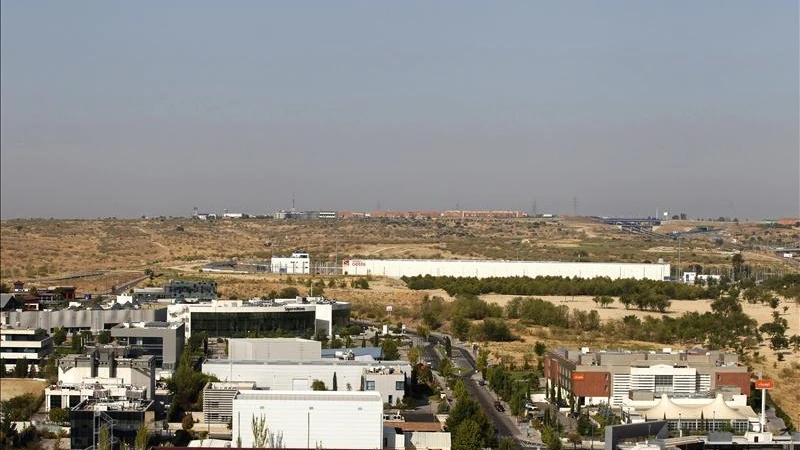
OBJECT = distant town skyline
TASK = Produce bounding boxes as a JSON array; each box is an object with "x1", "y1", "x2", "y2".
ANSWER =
[{"x1": 1, "y1": 2, "x2": 798, "y2": 220}]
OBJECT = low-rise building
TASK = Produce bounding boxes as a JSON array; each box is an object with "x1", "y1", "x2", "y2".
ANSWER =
[
  {"x1": 270, "y1": 252, "x2": 311, "y2": 274},
  {"x1": 70, "y1": 398, "x2": 155, "y2": 450},
  {"x1": 0, "y1": 326, "x2": 53, "y2": 371},
  {"x1": 167, "y1": 297, "x2": 350, "y2": 339},
  {"x1": 202, "y1": 359, "x2": 410, "y2": 406},
  {"x1": 1, "y1": 307, "x2": 167, "y2": 334},
  {"x1": 232, "y1": 390, "x2": 383, "y2": 449},
  {"x1": 544, "y1": 347, "x2": 750, "y2": 407},
  {"x1": 202, "y1": 382, "x2": 257, "y2": 424},
  {"x1": 110, "y1": 321, "x2": 185, "y2": 370},
  {"x1": 57, "y1": 348, "x2": 156, "y2": 399}
]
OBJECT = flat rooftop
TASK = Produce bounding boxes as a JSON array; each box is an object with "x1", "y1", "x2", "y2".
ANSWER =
[
  {"x1": 73, "y1": 399, "x2": 154, "y2": 412},
  {"x1": 204, "y1": 359, "x2": 409, "y2": 368}
]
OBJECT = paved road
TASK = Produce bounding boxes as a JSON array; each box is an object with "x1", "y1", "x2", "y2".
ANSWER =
[{"x1": 358, "y1": 322, "x2": 542, "y2": 447}]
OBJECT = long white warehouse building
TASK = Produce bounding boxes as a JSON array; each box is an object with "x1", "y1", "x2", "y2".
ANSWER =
[
  {"x1": 342, "y1": 259, "x2": 671, "y2": 281},
  {"x1": 232, "y1": 390, "x2": 383, "y2": 449},
  {"x1": 202, "y1": 359, "x2": 411, "y2": 406}
]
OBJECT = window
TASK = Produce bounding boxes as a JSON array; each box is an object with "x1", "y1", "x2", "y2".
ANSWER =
[
  {"x1": 654, "y1": 375, "x2": 673, "y2": 394},
  {"x1": 396, "y1": 381, "x2": 404, "y2": 391},
  {"x1": 365, "y1": 380, "x2": 376, "y2": 391}
]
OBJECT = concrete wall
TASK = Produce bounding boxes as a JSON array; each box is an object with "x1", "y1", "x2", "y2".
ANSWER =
[
  {"x1": 232, "y1": 390, "x2": 383, "y2": 449},
  {"x1": 228, "y1": 338, "x2": 321, "y2": 361},
  {"x1": 342, "y1": 259, "x2": 671, "y2": 280}
]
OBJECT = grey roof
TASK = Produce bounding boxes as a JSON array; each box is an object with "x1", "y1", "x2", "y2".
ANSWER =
[{"x1": 1, "y1": 294, "x2": 17, "y2": 309}]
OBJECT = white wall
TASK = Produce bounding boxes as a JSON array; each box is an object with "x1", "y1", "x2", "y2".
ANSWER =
[
  {"x1": 202, "y1": 361, "x2": 410, "y2": 405},
  {"x1": 342, "y1": 259, "x2": 671, "y2": 281},
  {"x1": 228, "y1": 339, "x2": 321, "y2": 361},
  {"x1": 271, "y1": 256, "x2": 310, "y2": 274},
  {"x1": 232, "y1": 391, "x2": 383, "y2": 449}
]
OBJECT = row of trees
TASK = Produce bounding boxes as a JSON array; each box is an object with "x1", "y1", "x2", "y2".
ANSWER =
[{"x1": 404, "y1": 274, "x2": 713, "y2": 299}]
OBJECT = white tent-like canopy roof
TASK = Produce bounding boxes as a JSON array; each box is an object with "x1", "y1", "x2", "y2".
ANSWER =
[{"x1": 627, "y1": 394, "x2": 758, "y2": 421}]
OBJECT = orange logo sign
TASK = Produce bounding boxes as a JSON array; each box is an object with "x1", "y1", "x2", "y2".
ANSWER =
[
  {"x1": 571, "y1": 373, "x2": 585, "y2": 381},
  {"x1": 755, "y1": 379, "x2": 773, "y2": 389}
]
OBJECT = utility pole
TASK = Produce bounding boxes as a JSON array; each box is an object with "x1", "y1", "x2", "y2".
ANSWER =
[{"x1": 573, "y1": 197, "x2": 578, "y2": 217}]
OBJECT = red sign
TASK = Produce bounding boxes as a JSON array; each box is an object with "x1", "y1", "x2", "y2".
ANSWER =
[
  {"x1": 755, "y1": 379, "x2": 774, "y2": 389},
  {"x1": 342, "y1": 259, "x2": 350, "y2": 266}
]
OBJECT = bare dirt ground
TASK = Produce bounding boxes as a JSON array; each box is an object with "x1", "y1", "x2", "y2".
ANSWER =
[{"x1": 0, "y1": 378, "x2": 47, "y2": 401}]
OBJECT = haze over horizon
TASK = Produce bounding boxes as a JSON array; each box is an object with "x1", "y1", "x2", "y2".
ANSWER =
[{"x1": 1, "y1": 1, "x2": 798, "y2": 220}]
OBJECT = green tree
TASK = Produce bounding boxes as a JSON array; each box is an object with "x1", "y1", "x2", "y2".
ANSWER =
[
  {"x1": 452, "y1": 419, "x2": 483, "y2": 450},
  {"x1": 52, "y1": 328, "x2": 67, "y2": 346},
  {"x1": 731, "y1": 253, "x2": 745, "y2": 281},
  {"x1": 134, "y1": 422, "x2": 149, "y2": 450},
  {"x1": 451, "y1": 316, "x2": 471, "y2": 341},
  {"x1": 446, "y1": 396, "x2": 495, "y2": 448},
  {"x1": 444, "y1": 336, "x2": 452, "y2": 358},
  {"x1": 48, "y1": 408, "x2": 70, "y2": 424},
  {"x1": 498, "y1": 437, "x2": 519, "y2": 450},
  {"x1": 332, "y1": 372, "x2": 338, "y2": 391},
  {"x1": 278, "y1": 287, "x2": 299, "y2": 298},
  {"x1": 182, "y1": 414, "x2": 195, "y2": 430},
  {"x1": 97, "y1": 330, "x2": 111, "y2": 345},
  {"x1": 311, "y1": 380, "x2": 327, "y2": 391},
  {"x1": 381, "y1": 339, "x2": 400, "y2": 361},
  {"x1": 568, "y1": 431, "x2": 582, "y2": 450},
  {"x1": 407, "y1": 347, "x2": 421, "y2": 366},
  {"x1": 14, "y1": 359, "x2": 28, "y2": 378},
  {"x1": 98, "y1": 424, "x2": 112, "y2": 450}
]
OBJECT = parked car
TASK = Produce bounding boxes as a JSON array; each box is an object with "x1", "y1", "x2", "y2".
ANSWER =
[
  {"x1": 494, "y1": 401, "x2": 505, "y2": 412},
  {"x1": 478, "y1": 380, "x2": 486, "y2": 386}
]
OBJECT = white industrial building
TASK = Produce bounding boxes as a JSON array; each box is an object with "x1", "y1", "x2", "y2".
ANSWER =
[
  {"x1": 271, "y1": 252, "x2": 311, "y2": 274},
  {"x1": 228, "y1": 337, "x2": 321, "y2": 361},
  {"x1": 202, "y1": 359, "x2": 410, "y2": 406},
  {"x1": 231, "y1": 390, "x2": 383, "y2": 449},
  {"x1": 47, "y1": 350, "x2": 156, "y2": 411},
  {"x1": 342, "y1": 259, "x2": 671, "y2": 280}
]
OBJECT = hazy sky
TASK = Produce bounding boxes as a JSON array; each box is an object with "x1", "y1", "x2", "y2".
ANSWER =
[{"x1": 1, "y1": 1, "x2": 798, "y2": 219}]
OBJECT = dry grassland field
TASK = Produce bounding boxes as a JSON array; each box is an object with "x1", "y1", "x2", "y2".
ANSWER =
[
  {"x1": 1, "y1": 217, "x2": 799, "y2": 418},
  {"x1": 0, "y1": 378, "x2": 47, "y2": 401}
]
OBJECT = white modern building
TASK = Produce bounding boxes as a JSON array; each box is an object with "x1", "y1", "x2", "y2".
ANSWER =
[
  {"x1": 231, "y1": 390, "x2": 383, "y2": 449},
  {"x1": 202, "y1": 359, "x2": 410, "y2": 406},
  {"x1": 0, "y1": 327, "x2": 53, "y2": 370},
  {"x1": 57, "y1": 350, "x2": 156, "y2": 396},
  {"x1": 342, "y1": 259, "x2": 671, "y2": 281},
  {"x1": 202, "y1": 382, "x2": 257, "y2": 424},
  {"x1": 271, "y1": 252, "x2": 311, "y2": 274},
  {"x1": 166, "y1": 298, "x2": 350, "y2": 339},
  {"x1": 47, "y1": 349, "x2": 156, "y2": 412}
]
